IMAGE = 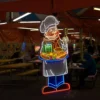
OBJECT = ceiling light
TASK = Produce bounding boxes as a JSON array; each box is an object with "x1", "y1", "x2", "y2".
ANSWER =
[
  {"x1": 58, "y1": 29, "x2": 63, "y2": 30},
  {"x1": 94, "y1": 7, "x2": 100, "y2": 11},
  {"x1": 98, "y1": 19, "x2": 100, "y2": 21},
  {"x1": 73, "y1": 35, "x2": 79, "y2": 36},
  {"x1": 68, "y1": 28, "x2": 74, "y2": 30},
  {"x1": 18, "y1": 27, "x2": 74, "y2": 32},
  {"x1": 85, "y1": 37, "x2": 95, "y2": 41},
  {"x1": 18, "y1": 27, "x2": 33, "y2": 30},
  {"x1": 30, "y1": 29, "x2": 39, "y2": 31},
  {"x1": 68, "y1": 32, "x2": 79, "y2": 34},
  {"x1": 13, "y1": 12, "x2": 31, "y2": 22},
  {"x1": 0, "y1": 22, "x2": 7, "y2": 25},
  {"x1": 31, "y1": 28, "x2": 74, "y2": 31},
  {"x1": 19, "y1": 21, "x2": 41, "y2": 23},
  {"x1": 58, "y1": 28, "x2": 74, "y2": 31},
  {"x1": 18, "y1": 27, "x2": 39, "y2": 31}
]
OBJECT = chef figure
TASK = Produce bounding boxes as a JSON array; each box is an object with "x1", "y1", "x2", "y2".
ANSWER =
[{"x1": 39, "y1": 15, "x2": 70, "y2": 94}]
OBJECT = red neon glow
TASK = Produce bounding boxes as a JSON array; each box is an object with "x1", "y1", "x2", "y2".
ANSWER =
[{"x1": 42, "y1": 83, "x2": 70, "y2": 95}]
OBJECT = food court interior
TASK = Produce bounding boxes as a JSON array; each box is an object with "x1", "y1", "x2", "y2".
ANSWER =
[{"x1": 0, "y1": 0, "x2": 100, "y2": 100}]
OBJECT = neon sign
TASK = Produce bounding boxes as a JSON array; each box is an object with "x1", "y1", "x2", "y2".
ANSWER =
[{"x1": 39, "y1": 15, "x2": 70, "y2": 94}]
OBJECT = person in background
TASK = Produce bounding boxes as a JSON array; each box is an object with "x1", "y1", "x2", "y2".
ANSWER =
[
  {"x1": 67, "y1": 42, "x2": 74, "y2": 64},
  {"x1": 78, "y1": 45, "x2": 96, "y2": 88},
  {"x1": 11, "y1": 48, "x2": 20, "y2": 59},
  {"x1": 20, "y1": 44, "x2": 37, "y2": 62},
  {"x1": 30, "y1": 44, "x2": 36, "y2": 59},
  {"x1": 21, "y1": 48, "x2": 32, "y2": 62},
  {"x1": 11, "y1": 48, "x2": 23, "y2": 63}
]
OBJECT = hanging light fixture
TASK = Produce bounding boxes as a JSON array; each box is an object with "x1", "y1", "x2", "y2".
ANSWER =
[
  {"x1": 94, "y1": 7, "x2": 100, "y2": 11},
  {"x1": 19, "y1": 21, "x2": 41, "y2": 23},
  {"x1": 0, "y1": 22, "x2": 7, "y2": 25},
  {"x1": 13, "y1": 12, "x2": 32, "y2": 22}
]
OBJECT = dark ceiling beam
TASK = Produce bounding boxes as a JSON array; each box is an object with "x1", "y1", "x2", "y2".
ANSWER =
[
  {"x1": 79, "y1": 17, "x2": 100, "y2": 19},
  {"x1": 76, "y1": 8, "x2": 89, "y2": 16},
  {"x1": 67, "y1": 11, "x2": 100, "y2": 20}
]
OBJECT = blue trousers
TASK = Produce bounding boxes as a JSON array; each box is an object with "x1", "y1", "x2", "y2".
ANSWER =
[{"x1": 48, "y1": 75, "x2": 64, "y2": 89}]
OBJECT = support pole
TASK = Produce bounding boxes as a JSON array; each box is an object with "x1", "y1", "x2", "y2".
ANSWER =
[
  {"x1": 64, "y1": 28, "x2": 68, "y2": 36},
  {"x1": 90, "y1": 33, "x2": 92, "y2": 46},
  {"x1": 80, "y1": 28, "x2": 84, "y2": 61},
  {"x1": 6, "y1": 12, "x2": 13, "y2": 22},
  {"x1": 95, "y1": 37, "x2": 98, "y2": 53}
]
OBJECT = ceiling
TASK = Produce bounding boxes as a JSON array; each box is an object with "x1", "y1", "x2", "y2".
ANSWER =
[
  {"x1": 0, "y1": 1, "x2": 100, "y2": 40},
  {"x1": 0, "y1": 0, "x2": 99, "y2": 13}
]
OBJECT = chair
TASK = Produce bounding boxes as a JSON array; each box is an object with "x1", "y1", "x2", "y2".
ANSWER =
[{"x1": 85, "y1": 70, "x2": 98, "y2": 88}]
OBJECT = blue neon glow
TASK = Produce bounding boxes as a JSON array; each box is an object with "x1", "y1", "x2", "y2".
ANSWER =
[
  {"x1": 48, "y1": 75, "x2": 65, "y2": 89},
  {"x1": 39, "y1": 55, "x2": 69, "y2": 63},
  {"x1": 21, "y1": 42, "x2": 26, "y2": 51},
  {"x1": 57, "y1": 76, "x2": 65, "y2": 87}
]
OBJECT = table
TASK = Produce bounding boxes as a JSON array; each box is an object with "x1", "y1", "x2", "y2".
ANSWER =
[
  {"x1": 68, "y1": 66, "x2": 85, "y2": 70},
  {"x1": 29, "y1": 59, "x2": 42, "y2": 63},
  {"x1": 67, "y1": 65, "x2": 85, "y2": 86},
  {"x1": 0, "y1": 58, "x2": 17, "y2": 63},
  {"x1": 68, "y1": 65, "x2": 85, "y2": 76},
  {"x1": 0, "y1": 63, "x2": 33, "y2": 69}
]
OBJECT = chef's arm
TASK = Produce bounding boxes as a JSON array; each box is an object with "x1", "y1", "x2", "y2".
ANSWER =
[
  {"x1": 60, "y1": 39, "x2": 68, "y2": 53},
  {"x1": 40, "y1": 41, "x2": 44, "y2": 53}
]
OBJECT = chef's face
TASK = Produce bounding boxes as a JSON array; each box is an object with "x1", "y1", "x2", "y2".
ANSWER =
[{"x1": 44, "y1": 26, "x2": 59, "y2": 40}]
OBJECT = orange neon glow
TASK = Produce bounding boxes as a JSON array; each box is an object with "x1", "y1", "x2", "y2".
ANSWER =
[{"x1": 42, "y1": 83, "x2": 70, "y2": 95}]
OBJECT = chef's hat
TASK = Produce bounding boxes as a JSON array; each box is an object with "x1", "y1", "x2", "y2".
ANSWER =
[{"x1": 40, "y1": 15, "x2": 59, "y2": 33}]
